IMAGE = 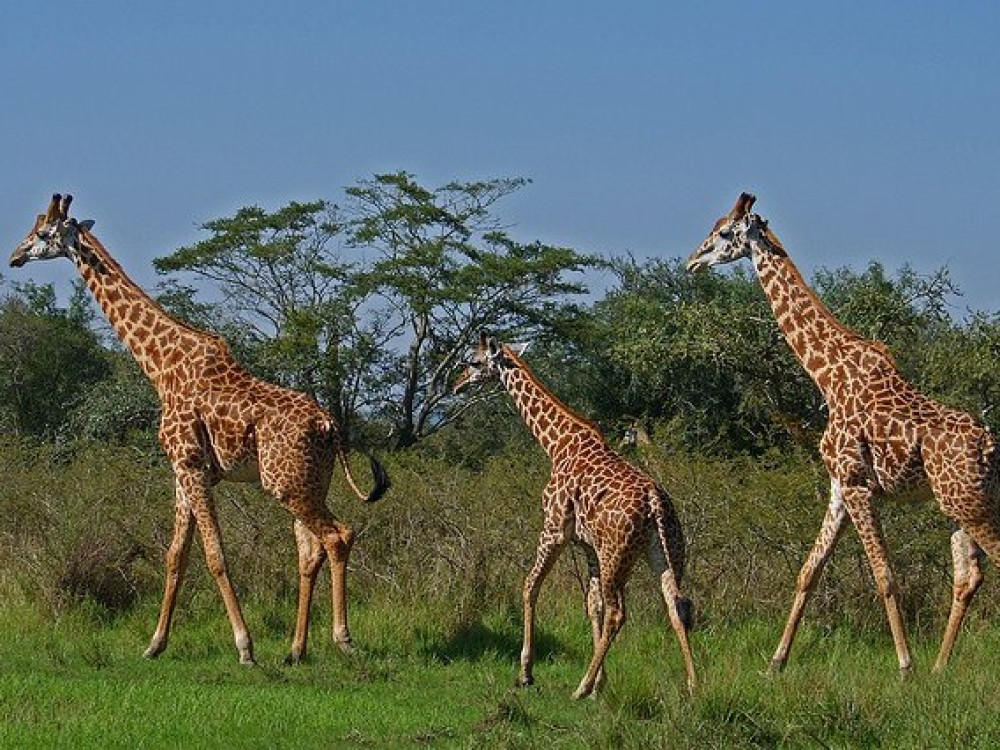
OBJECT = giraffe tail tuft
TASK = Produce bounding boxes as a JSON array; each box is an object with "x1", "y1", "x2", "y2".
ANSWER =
[
  {"x1": 338, "y1": 449, "x2": 392, "y2": 503},
  {"x1": 364, "y1": 455, "x2": 391, "y2": 503},
  {"x1": 676, "y1": 596, "x2": 694, "y2": 632}
]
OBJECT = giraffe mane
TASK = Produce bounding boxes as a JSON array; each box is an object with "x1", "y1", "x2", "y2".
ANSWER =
[{"x1": 502, "y1": 344, "x2": 603, "y2": 435}]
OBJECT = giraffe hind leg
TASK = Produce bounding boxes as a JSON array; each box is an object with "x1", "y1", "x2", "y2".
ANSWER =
[
  {"x1": 286, "y1": 519, "x2": 327, "y2": 664},
  {"x1": 934, "y1": 526, "x2": 984, "y2": 672}
]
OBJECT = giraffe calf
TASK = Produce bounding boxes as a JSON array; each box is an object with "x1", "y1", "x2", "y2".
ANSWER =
[{"x1": 455, "y1": 333, "x2": 696, "y2": 698}]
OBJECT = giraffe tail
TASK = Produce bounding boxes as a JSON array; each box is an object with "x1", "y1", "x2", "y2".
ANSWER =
[
  {"x1": 339, "y1": 449, "x2": 391, "y2": 503},
  {"x1": 323, "y1": 417, "x2": 391, "y2": 503},
  {"x1": 651, "y1": 486, "x2": 693, "y2": 630}
]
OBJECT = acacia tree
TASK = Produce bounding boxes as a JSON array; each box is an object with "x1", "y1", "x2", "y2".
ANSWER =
[
  {"x1": 151, "y1": 175, "x2": 597, "y2": 449},
  {"x1": 345, "y1": 172, "x2": 598, "y2": 448}
]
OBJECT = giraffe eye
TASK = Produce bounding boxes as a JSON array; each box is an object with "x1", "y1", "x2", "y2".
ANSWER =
[{"x1": 719, "y1": 229, "x2": 733, "y2": 240}]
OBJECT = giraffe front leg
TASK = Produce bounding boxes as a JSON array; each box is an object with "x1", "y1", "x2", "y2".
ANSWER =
[
  {"x1": 145, "y1": 481, "x2": 195, "y2": 659},
  {"x1": 574, "y1": 575, "x2": 625, "y2": 700},
  {"x1": 286, "y1": 519, "x2": 327, "y2": 664},
  {"x1": 770, "y1": 479, "x2": 848, "y2": 674},
  {"x1": 582, "y1": 547, "x2": 606, "y2": 694},
  {"x1": 181, "y1": 471, "x2": 256, "y2": 665},
  {"x1": 843, "y1": 486, "x2": 912, "y2": 676},
  {"x1": 934, "y1": 526, "x2": 984, "y2": 672},
  {"x1": 519, "y1": 527, "x2": 567, "y2": 687}
]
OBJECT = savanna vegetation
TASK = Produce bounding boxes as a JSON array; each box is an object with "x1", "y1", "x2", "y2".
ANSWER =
[{"x1": 3, "y1": 173, "x2": 1000, "y2": 746}]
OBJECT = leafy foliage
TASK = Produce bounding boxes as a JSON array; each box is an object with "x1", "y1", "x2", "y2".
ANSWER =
[
  {"x1": 0, "y1": 282, "x2": 110, "y2": 439},
  {"x1": 345, "y1": 172, "x2": 598, "y2": 447}
]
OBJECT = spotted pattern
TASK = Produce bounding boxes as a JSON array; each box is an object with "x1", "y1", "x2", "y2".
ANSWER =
[
  {"x1": 454, "y1": 334, "x2": 696, "y2": 698},
  {"x1": 10, "y1": 195, "x2": 389, "y2": 665},
  {"x1": 688, "y1": 193, "x2": 1000, "y2": 675}
]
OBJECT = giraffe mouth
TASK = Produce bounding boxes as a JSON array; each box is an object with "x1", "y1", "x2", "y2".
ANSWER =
[{"x1": 686, "y1": 256, "x2": 708, "y2": 273}]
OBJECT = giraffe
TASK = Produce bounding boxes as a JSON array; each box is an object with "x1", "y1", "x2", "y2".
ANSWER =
[
  {"x1": 10, "y1": 194, "x2": 390, "y2": 665},
  {"x1": 454, "y1": 333, "x2": 696, "y2": 698},
  {"x1": 687, "y1": 192, "x2": 1000, "y2": 675}
]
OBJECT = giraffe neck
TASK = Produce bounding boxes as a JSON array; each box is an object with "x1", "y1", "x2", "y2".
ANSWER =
[
  {"x1": 73, "y1": 230, "x2": 212, "y2": 391},
  {"x1": 497, "y1": 347, "x2": 601, "y2": 460},
  {"x1": 751, "y1": 231, "x2": 859, "y2": 398}
]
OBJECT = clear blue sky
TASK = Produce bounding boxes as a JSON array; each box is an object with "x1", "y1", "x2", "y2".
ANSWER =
[{"x1": 3, "y1": 2, "x2": 999, "y2": 312}]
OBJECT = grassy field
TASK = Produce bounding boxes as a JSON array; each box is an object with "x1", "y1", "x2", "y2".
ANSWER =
[
  {"x1": 4, "y1": 440, "x2": 1000, "y2": 747},
  {"x1": 3, "y1": 596, "x2": 1000, "y2": 749}
]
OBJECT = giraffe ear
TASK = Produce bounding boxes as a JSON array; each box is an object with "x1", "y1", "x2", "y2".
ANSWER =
[
  {"x1": 77, "y1": 219, "x2": 95, "y2": 231},
  {"x1": 485, "y1": 337, "x2": 501, "y2": 356}
]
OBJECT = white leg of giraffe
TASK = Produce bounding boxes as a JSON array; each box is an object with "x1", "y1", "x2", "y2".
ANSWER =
[
  {"x1": 934, "y1": 526, "x2": 984, "y2": 671},
  {"x1": 179, "y1": 470, "x2": 256, "y2": 664},
  {"x1": 518, "y1": 524, "x2": 569, "y2": 687},
  {"x1": 573, "y1": 558, "x2": 626, "y2": 700},
  {"x1": 582, "y1": 546, "x2": 606, "y2": 693},
  {"x1": 841, "y1": 484, "x2": 912, "y2": 675},
  {"x1": 286, "y1": 519, "x2": 327, "y2": 664},
  {"x1": 324, "y1": 522, "x2": 357, "y2": 654},
  {"x1": 770, "y1": 479, "x2": 848, "y2": 673},
  {"x1": 144, "y1": 480, "x2": 195, "y2": 659}
]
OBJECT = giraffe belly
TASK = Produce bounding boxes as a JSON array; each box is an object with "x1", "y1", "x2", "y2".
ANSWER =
[{"x1": 222, "y1": 457, "x2": 261, "y2": 484}]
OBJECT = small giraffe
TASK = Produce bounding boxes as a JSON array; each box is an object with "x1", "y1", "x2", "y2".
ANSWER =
[
  {"x1": 11, "y1": 194, "x2": 390, "y2": 664},
  {"x1": 688, "y1": 193, "x2": 1000, "y2": 675},
  {"x1": 454, "y1": 333, "x2": 695, "y2": 698}
]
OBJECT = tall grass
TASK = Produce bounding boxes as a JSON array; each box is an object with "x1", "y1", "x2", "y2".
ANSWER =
[{"x1": 1, "y1": 435, "x2": 997, "y2": 746}]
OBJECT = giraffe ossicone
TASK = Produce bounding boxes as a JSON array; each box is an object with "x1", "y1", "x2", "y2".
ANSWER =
[
  {"x1": 454, "y1": 331, "x2": 696, "y2": 698},
  {"x1": 689, "y1": 193, "x2": 999, "y2": 675},
  {"x1": 11, "y1": 193, "x2": 390, "y2": 665}
]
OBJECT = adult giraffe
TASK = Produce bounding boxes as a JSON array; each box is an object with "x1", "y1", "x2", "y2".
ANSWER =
[
  {"x1": 11, "y1": 194, "x2": 390, "y2": 664},
  {"x1": 454, "y1": 333, "x2": 695, "y2": 698},
  {"x1": 687, "y1": 192, "x2": 999, "y2": 675}
]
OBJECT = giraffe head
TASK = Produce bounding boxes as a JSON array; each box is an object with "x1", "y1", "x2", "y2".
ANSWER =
[
  {"x1": 686, "y1": 192, "x2": 773, "y2": 272},
  {"x1": 10, "y1": 194, "x2": 95, "y2": 268},
  {"x1": 452, "y1": 332, "x2": 527, "y2": 393}
]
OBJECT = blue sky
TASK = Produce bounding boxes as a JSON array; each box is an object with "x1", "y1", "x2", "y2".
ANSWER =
[{"x1": 3, "y1": 2, "x2": 999, "y2": 312}]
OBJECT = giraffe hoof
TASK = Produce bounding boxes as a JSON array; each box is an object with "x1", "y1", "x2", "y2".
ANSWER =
[
  {"x1": 336, "y1": 639, "x2": 356, "y2": 656},
  {"x1": 571, "y1": 685, "x2": 593, "y2": 700},
  {"x1": 766, "y1": 658, "x2": 786, "y2": 677},
  {"x1": 284, "y1": 652, "x2": 304, "y2": 666},
  {"x1": 516, "y1": 674, "x2": 534, "y2": 688}
]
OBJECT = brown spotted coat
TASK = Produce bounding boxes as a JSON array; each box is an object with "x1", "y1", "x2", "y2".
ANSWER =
[
  {"x1": 688, "y1": 193, "x2": 1000, "y2": 674},
  {"x1": 454, "y1": 334, "x2": 695, "y2": 698}
]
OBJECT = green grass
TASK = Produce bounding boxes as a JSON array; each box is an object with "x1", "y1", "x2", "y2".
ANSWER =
[{"x1": 4, "y1": 599, "x2": 1000, "y2": 748}]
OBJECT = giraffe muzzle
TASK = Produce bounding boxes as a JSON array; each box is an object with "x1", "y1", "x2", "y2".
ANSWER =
[{"x1": 9, "y1": 248, "x2": 28, "y2": 268}]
